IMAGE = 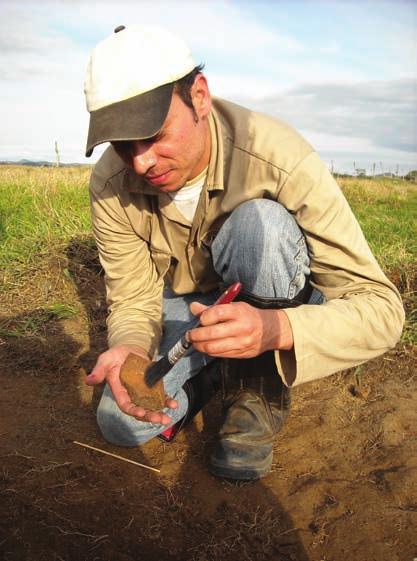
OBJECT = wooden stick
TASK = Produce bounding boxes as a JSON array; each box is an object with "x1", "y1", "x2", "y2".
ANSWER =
[{"x1": 73, "y1": 441, "x2": 160, "y2": 473}]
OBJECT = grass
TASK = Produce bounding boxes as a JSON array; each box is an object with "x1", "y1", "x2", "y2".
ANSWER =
[
  {"x1": 0, "y1": 166, "x2": 415, "y2": 344},
  {"x1": 338, "y1": 177, "x2": 417, "y2": 346},
  {"x1": 0, "y1": 302, "x2": 78, "y2": 338},
  {"x1": 339, "y1": 177, "x2": 417, "y2": 274},
  {"x1": 0, "y1": 166, "x2": 92, "y2": 288}
]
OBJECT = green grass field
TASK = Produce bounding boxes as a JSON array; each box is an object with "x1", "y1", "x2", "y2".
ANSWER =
[
  {"x1": 341, "y1": 177, "x2": 416, "y2": 273},
  {"x1": 0, "y1": 166, "x2": 91, "y2": 282},
  {"x1": 0, "y1": 165, "x2": 415, "y2": 343}
]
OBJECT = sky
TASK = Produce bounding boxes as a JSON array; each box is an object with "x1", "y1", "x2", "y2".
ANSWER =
[{"x1": 1, "y1": 0, "x2": 416, "y2": 175}]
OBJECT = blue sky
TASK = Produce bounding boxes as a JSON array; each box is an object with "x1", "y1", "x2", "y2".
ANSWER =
[{"x1": 1, "y1": 0, "x2": 416, "y2": 174}]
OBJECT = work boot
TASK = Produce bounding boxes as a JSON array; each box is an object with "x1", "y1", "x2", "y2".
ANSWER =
[
  {"x1": 158, "y1": 360, "x2": 221, "y2": 442},
  {"x1": 209, "y1": 351, "x2": 290, "y2": 480}
]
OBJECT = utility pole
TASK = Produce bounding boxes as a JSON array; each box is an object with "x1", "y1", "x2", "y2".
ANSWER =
[
  {"x1": 55, "y1": 140, "x2": 60, "y2": 168},
  {"x1": 372, "y1": 162, "x2": 376, "y2": 178}
]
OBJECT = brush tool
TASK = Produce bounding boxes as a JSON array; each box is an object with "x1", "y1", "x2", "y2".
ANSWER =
[{"x1": 145, "y1": 282, "x2": 242, "y2": 388}]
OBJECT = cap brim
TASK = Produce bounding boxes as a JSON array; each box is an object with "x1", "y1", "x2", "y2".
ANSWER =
[{"x1": 85, "y1": 82, "x2": 174, "y2": 157}]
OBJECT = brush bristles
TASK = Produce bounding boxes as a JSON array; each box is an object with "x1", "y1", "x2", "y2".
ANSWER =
[{"x1": 144, "y1": 355, "x2": 172, "y2": 388}]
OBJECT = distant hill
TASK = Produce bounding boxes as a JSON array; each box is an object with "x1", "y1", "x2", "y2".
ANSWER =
[
  {"x1": 374, "y1": 172, "x2": 397, "y2": 178},
  {"x1": 0, "y1": 159, "x2": 89, "y2": 168}
]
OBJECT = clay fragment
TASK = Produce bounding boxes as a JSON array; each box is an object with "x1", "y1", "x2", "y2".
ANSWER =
[{"x1": 119, "y1": 353, "x2": 165, "y2": 410}]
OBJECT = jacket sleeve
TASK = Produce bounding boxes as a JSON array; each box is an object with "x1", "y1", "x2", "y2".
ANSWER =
[
  {"x1": 89, "y1": 169, "x2": 163, "y2": 358},
  {"x1": 275, "y1": 151, "x2": 405, "y2": 386}
]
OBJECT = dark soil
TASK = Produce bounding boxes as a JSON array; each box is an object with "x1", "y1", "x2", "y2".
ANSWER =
[{"x1": 1, "y1": 237, "x2": 416, "y2": 561}]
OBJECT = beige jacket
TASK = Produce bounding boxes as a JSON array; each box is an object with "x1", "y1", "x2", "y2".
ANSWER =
[{"x1": 90, "y1": 97, "x2": 405, "y2": 387}]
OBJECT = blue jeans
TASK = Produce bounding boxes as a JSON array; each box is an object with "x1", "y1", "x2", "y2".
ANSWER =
[{"x1": 96, "y1": 200, "x2": 317, "y2": 446}]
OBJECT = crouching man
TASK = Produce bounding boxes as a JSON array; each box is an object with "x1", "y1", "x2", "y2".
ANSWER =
[{"x1": 83, "y1": 25, "x2": 404, "y2": 480}]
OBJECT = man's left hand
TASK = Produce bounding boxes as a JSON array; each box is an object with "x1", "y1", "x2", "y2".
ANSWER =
[{"x1": 187, "y1": 301, "x2": 294, "y2": 358}]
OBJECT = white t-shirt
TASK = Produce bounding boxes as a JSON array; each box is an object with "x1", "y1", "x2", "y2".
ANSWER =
[{"x1": 167, "y1": 167, "x2": 207, "y2": 222}]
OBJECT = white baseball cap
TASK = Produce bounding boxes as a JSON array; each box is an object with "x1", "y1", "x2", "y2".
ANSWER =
[{"x1": 84, "y1": 25, "x2": 196, "y2": 157}]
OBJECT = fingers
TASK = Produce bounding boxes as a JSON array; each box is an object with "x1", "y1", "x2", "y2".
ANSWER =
[
  {"x1": 188, "y1": 303, "x2": 243, "y2": 341},
  {"x1": 190, "y1": 336, "x2": 258, "y2": 358},
  {"x1": 188, "y1": 303, "x2": 257, "y2": 340},
  {"x1": 187, "y1": 302, "x2": 267, "y2": 357},
  {"x1": 192, "y1": 301, "x2": 239, "y2": 325},
  {"x1": 85, "y1": 357, "x2": 110, "y2": 385},
  {"x1": 188, "y1": 320, "x2": 245, "y2": 344},
  {"x1": 165, "y1": 396, "x2": 179, "y2": 410},
  {"x1": 189, "y1": 328, "x2": 258, "y2": 357},
  {"x1": 189, "y1": 301, "x2": 209, "y2": 317},
  {"x1": 86, "y1": 344, "x2": 147, "y2": 386}
]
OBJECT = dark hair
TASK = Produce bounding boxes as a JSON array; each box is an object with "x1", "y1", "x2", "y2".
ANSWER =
[{"x1": 174, "y1": 63, "x2": 205, "y2": 116}]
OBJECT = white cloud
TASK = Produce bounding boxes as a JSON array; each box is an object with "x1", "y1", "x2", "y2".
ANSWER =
[
  {"x1": 0, "y1": 6, "x2": 83, "y2": 81},
  {"x1": 318, "y1": 42, "x2": 341, "y2": 55},
  {"x1": 244, "y1": 78, "x2": 417, "y2": 156}
]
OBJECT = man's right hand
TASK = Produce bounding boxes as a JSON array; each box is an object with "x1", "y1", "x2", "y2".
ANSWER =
[{"x1": 86, "y1": 344, "x2": 178, "y2": 425}]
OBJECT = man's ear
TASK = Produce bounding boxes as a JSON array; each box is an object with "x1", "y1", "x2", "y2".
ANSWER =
[{"x1": 191, "y1": 74, "x2": 212, "y2": 119}]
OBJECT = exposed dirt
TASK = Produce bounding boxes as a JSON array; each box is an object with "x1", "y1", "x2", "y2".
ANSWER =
[{"x1": 0, "y1": 237, "x2": 416, "y2": 561}]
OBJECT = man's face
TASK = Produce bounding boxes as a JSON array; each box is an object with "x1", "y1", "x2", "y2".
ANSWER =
[{"x1": 112, "y1": 76, "x2": 212, "y2": 192}]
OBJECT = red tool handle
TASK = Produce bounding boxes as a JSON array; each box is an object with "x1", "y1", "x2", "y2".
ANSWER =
[{"x1": 213, "y1": 282, "x2": 242, "y2": 306}]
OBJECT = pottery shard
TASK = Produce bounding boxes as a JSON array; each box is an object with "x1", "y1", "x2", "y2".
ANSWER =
[{"x1": 119, "y1": 353, "x2": 165, "y2": 410}]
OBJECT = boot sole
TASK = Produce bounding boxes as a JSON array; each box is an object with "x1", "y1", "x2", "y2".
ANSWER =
[{"x1": 208, "y1": 453, "x2": 272, "y2": 481}]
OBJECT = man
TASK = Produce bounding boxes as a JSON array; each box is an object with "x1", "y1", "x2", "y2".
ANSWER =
[{"x1": 84, "y1": 25, "x2": 404, "y2": 480}]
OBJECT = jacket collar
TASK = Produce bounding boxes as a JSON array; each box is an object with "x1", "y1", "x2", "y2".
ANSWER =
[{"x1": 205, "y1": 106, "x2": 224, "y2": 192}]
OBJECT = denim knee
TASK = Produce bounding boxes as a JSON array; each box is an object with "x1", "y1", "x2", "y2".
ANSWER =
[
  {"x1": 96, "y1": 385, "x2": 164, "y2": 446},
  {"x1": 212, "y1": 199, "x2": 310, "y2": 299}
]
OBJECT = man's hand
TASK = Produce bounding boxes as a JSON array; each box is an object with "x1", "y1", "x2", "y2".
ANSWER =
[
  {"x1": 86, "y1": 344, "x2": 178, "y2": 425},
  {"x1": 187, "y1": 301, "x2": 294, "y2": 358}
]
